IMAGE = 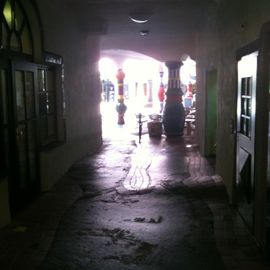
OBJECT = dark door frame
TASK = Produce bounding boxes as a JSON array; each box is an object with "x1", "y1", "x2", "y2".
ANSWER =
[{"x1": 0, "y1": 55, "x2": 40, "y2": 214}]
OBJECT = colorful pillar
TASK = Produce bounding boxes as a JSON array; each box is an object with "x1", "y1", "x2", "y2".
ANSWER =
[
  {"x1": 115, "y1": 68, "x2": 127, "y2": 125},
  {"x1": 158, "y1": 70, "x2": 165, "y2": 113},
  {"x1": 163, "y1": 61, "x2": 185, "y2": 136}
]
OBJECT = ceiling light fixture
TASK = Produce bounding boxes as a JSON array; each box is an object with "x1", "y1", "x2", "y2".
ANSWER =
[
  {"x1": 129, "y1": 12, "x2": 151, "y2": 24},
  {"x1": 140, "y1": 30, "x2": 149, "y2": 36}
]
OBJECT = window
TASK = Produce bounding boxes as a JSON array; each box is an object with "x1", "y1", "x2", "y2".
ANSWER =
[
  {"x1": 1, "y1": 0, "x2": 33, "y2": 55},
  {"x1": 240, "y1": 76, "x2": 252, "y2": 137},
  {"x1": 0, "y1": 0, "x2": 66, "y2": 148},
  {"x1": 38, "y1": 66, "x2": 59, "y2": 145},
  {"x1": 37, "y1": 54, "x2": 66, "y2": 147}
]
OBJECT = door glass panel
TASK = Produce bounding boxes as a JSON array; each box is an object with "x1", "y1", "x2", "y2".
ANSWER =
[
  {"x1": 1, "y1": 69, "x2": 8, "y2": 124},
  {"x1": 47, "y1": 70, "x2": 54, "y2": 91},
  {"x1": 39, "y1": 116, "x2": 47, "y2": 143},
  {"x1": 1, "y1": 22, "x2": 8, "y2": 49},
  {"x1": 4, "y1": 128, "x2": 9, "y2": 173},
  {"x1": 25, "y1": 71, "x2": 35, "y2": 119},
  {"x1": 0, "y1": 68, "x2": 8, "y2": 177},
  {"x1": 39, "y1": 92, "x2": 47, "y2": 114},
  {"x1": 27, "y1": 122, "x2": 36, "y2": 183},
  {"x1": 47, "y1": 115, "x2": 56, "y2": 137},
  {"x1": 15, "y1": 70, "x2": 25, "y2": 121},
  {"x1": 240, "y1": 77, "x2": 252, "y2": 137},
  {"x1": 38, "y1": 69, "x2": 46, "y2": 91},
  {"x1": 16, "y1": 124, "x2": 28, "y2": 189},
  {"x1": 47, "y1": 93, "x2": 55, "y2": 113}
]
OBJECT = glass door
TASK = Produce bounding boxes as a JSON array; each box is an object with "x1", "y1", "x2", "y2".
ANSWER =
[
  {"x1": 10, "y1": 61, "x2": 40, "y2": 211},
  {"x1": 0, "y1": 60, "x2": 10, "y2": 180},
  {"x1": 236, "y1": 52, "x2": 258, "y2": 231}
]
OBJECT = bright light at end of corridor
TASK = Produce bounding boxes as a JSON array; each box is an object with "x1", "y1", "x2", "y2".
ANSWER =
[{"x1": 99, "y1": 57, "x2": 117, "y2": 81}]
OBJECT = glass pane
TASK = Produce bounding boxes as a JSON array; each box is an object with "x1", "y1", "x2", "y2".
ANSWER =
[
  {"x1": 21, "y1": 25, "x2": 32, "y2": 55},
  {"x1": 25, "y1": 71, "x2": 35, "y2": 119},
  {"x1": 15, "y1": 2, "x2": 23, "y2": 32},
  {"x1": 27, "y1": 122, "x2": 37, "y2": 183},
  {"x1": 39, "y1": 93, "x2": 47, "y2": 114},
  {"x1": 15, "y1": 70, "x2": 26, "y2": 121},
  {"x1": 47, "y1": 93, "x2": 56, "y2": 113},
  {"x1": 47, "y1": 115, "x2": 56, "y2": 137},
  {"x1": 10, "y1": 32, "x2": 20, "y2": 51},
  {"x1": 246, "y1": 98, "x2": 251, "y2": 116},
  {"x1": 240, "y1": 117, "x2": 246, "y2": 134},
  {"x1": 16, "y1": 124, "x2": 28, "y2": 189},
  {"x1": 240, "y1": 77, "x2": 252, "y2": 137},
  {"x1": 38, "y1": 69, "x2": 46, "y2": 92},
  {"x1": 3, "y1": 0, "x2": 13, "y2": 30},
  {"x1": 241, "y1": 78, "x2": 245, "y2": 96},
  {"x1": 39, "y1": 116, "x2": 47, "y2": 143},
  {"x1": 1, "y1": 69, "x2": 8, "y2": 124},
  {"x1": 0, "y1": 128, "x2": 9, "y2": 177},
  {"x1": 247, "y1": 77, "x2": 251, "y2": 96},
  {"x1": 241, "y1": 98, "x2": 246, "y2": 115},
  {"x1": 4, "y1": 128, "x2": 9, "y2": 172},
  {"x1": 246, "y1": 119, "x2": 250, "y2": 137},
  {"x1": 1, "y1": 22, "x2": 8, "y2": 49},
  {"x1": 47, "y1": 70, "x2": 54, "y2": 91}
]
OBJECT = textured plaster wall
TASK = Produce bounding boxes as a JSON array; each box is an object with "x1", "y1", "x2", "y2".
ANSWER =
[
  {"x1": 196, "y1": 0, "x2": 270, "y2": 201},
  {"x1": 37, "y1": 2, "x2": 102, "y2": 190}
]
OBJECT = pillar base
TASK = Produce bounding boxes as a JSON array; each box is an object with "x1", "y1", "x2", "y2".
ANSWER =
[
  {"x1": 116, "y1": 102, "x2": 127, "y2": 125},
  {"x1": 163, "y1": 103, "x2": 185, "y2": 137},
  {"x1": 118, "y1": 114, "x2": 125, "y2": 125}
]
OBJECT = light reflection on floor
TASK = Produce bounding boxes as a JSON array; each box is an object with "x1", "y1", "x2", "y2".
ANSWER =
[{"x1": 101, "y1": 101, "x2": 165, "y2": 191}]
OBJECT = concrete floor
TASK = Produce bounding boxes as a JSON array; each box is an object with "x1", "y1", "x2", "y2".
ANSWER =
[{"x1": 0, "y1": 105, "x2": 270, "y2": 269}]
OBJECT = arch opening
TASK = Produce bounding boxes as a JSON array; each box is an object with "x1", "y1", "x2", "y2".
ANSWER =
[{"x1": 99, "y1": 50, "x2": 197, "y2": 139}]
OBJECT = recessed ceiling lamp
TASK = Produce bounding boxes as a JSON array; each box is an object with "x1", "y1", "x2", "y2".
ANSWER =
[
  {"x1": 140, "y1": 30, "x2": 149, "y2": 36},
  {"x1": 129, "y1": 12, "x2": 151, "y2": 23}
]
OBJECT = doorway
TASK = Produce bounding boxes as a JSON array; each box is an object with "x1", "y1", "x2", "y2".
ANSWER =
[{"x1": 0, "y1": 59, "x2": 40, "y2": 213}]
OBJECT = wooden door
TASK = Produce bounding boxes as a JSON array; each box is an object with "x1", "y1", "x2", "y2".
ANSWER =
[
  {"x1": 236, "y1": 51, "x2": 258, "y2": 230},
  {"x1": 1, "y1": 60, "x2": 40, "y2": 213},
  {"x1": 0, "y1": 60, "x2": 11, "y2": 180}
]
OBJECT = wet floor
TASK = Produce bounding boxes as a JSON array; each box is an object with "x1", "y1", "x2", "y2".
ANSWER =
[
  {"x1": 0, "y1": 103, "x2": 269, "y2": 269},
  {"x1": 40, "y1": 136, "x2": 227, "y2": 270}
]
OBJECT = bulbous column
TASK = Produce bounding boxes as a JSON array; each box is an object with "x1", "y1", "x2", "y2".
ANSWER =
[
  {"x1": 115, "y1": 68, "x2": 127, "y2": 125},
  {"x1": 163, "y1": 61, "x2": 185, "y2": 136}
]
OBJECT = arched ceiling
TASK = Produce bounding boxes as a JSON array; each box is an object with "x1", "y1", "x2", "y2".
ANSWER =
[{"x1": 49, "y1": 0, "x2": 221, "y2": 61}]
